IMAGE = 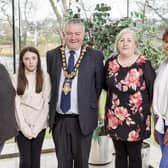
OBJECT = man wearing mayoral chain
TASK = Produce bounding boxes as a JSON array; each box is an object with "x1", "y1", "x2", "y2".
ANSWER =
[{"x1": 46, "y1": 18, "x2": 104, "y2": 168}]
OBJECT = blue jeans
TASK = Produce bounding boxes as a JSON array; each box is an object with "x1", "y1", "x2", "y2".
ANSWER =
[
  {"x1": 158, "y1": 129, "x2": 168, "y2": 168},
  {"x1": 0, "y1": 142, "x2": 4, "y2": 154}
]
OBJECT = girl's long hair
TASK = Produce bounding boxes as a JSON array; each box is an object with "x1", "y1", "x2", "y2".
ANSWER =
[{"x1": 17, "y1": 46, "x2": 43, "y2": 95}]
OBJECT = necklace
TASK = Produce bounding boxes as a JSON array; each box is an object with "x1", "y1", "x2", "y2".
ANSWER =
[
  {"x1": 118, "y1": 54, "x2": 139, "y2": 67},
  {"x1": 61, "y1": 44, "x2": 88, "y2": 95}
]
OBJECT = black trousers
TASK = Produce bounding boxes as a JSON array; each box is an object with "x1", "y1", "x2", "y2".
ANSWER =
[
  {"x1": 16, "y1": 129, "x2": 45, "y2": 168},
  {"x1": 112, "y1": 139, "x2": 142, "y2": 168},
  {"x1": 52, "y1": 115, "x2": 93, "y2": 168}
]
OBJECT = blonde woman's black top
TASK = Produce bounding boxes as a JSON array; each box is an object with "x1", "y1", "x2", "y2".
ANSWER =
[{"x1": 104, "y1": 55, "x2": 156, "y2": 141}]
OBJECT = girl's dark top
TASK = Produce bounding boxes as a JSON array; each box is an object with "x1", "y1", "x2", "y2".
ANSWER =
[
  {"x1": 0, "y1": 64, "x2": 18, "y2": 142},
  {"x1": 104, "y1": 55, "x2": 156, "y2": 141}
]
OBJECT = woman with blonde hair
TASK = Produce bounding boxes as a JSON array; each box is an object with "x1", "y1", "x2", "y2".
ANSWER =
[{"x1": 104, "y1": 28, "x2": 156, "y2": 168}]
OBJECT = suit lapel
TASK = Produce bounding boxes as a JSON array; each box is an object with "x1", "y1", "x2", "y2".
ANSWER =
[
  {"x1": 51, "y1": 48, "x2": 62, "y2": 100},
  {"x1": 56, "y1": 49, "x2": 62, "y2": 90},
  {"x1": 78, "y1": 49, "x2": 88, "y2": 81},
  {"x1": 78, "y1": 48, "x2": 90, "y2": 99}
]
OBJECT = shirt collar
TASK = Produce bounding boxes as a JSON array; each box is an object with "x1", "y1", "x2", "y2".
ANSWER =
[{"x1": 65, "y1": 47, "x2": 81, "y2": 59}]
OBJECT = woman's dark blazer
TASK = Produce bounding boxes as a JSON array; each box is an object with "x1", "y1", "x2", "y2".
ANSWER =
[{"x1": 0, "y1": 64, "x2": 17, "y2": 142}]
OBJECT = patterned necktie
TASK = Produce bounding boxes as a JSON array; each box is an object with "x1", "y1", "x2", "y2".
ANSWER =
[{"x1": 60, "y1": 50, "x2": 75, "y2": 113}]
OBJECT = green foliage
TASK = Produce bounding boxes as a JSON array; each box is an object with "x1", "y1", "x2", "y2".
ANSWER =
[
  {"x1": 66, "y1": 3, "x2": 164, "y2": 69},
  {"x1": 84, "y1": 4, "x2": 130, "y2": 59},
  {"x1": 92, "y1": 120, "x2": 105, "y2": 144},
  {"x1": 141, "y1": 44, "x2": 164, "y2": 69},
  {"x1": 128, "y1": 12, "x2": 165, "y2": 69}
]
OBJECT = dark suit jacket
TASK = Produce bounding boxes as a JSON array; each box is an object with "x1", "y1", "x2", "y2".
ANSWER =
[
  {"x1": 47, "y1": 46, "x2": 104, "y2": 135},
  {"x1": 0, "y1": 64, "x2": 18, "y2": 142}
]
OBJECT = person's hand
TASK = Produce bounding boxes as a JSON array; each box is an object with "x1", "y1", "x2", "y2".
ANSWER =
[
  {"x1": 153, "y1": 129, "x2": 159, "y2": 144},
  {"x1": 27, "y1": 136, "x2": 33, "y2": 140},
  {"x1": 164, "y1": 130, "x2": 168, "y2": 146}
]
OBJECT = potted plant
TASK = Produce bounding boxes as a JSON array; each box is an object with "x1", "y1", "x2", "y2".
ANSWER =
[
  {"x1": 89, "y1": 120, "x2": 114, "y2": 165},
  {"x1": 89, "y1": 91, "x2": 114, "y2": 165},
  {"x1": 89, "y1": 90, "x2": 150, "y2": 166}
]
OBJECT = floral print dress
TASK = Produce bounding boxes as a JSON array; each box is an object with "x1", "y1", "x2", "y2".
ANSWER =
[{"x1": 104, "y1": 55, "x2": 156, "y2": 141}]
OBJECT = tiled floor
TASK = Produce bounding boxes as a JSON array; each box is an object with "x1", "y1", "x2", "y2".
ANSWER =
[
  {"x1": 0, "y1": 138, "x2": 115, "y2": 168},
  {"x1": 0, "y1": 154, "x2": 114, "y2": 168},
  {"x1": 0, "y1": 138, "x2": 161, "y2": 168},
  {"x1": 0, "y1": 153, "x2": 57, "y2": 168}
]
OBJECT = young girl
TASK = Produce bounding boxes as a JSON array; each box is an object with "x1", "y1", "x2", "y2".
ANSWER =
[{"x1": 12, "y1": 46, "x2": 51, "y2": 168}]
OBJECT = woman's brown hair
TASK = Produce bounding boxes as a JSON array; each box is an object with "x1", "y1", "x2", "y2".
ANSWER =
[
  {"x1": 17, "y1": 46, "x2": 43, "y2": 95},
  {"x1": 162, "y1": 29, "x2": 168, "y2": 41}
]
